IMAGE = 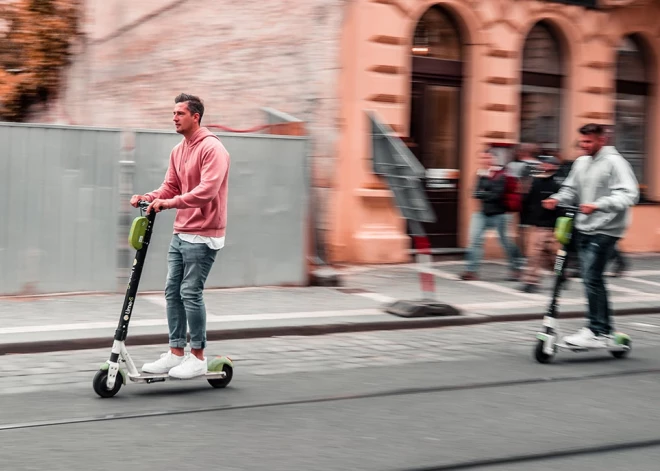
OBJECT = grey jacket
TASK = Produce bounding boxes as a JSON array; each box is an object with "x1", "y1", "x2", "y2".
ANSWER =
[{"x1": 550, "y1": 146, "x2": 639, "y2": 238}]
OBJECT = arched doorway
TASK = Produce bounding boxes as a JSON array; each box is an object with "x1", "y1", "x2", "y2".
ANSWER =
[
  {"x1": 519, "y1": 22, "x2": 564, "y2": 152},
  {"x1": 407, "y1": 6, "x2": 463, "y2": 249},
  {"x1": 614, "y1": 35, "x2": 650, "y2": 201}
]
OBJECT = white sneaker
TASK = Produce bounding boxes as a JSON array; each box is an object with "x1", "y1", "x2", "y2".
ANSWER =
[
  {"x1": 168, "y1": 354, "x2": 207, "y2": 379},
  {"x1": 563, "y1": 327, "x2": 608, "y2": 348},
  {"x1": 142, "y1": 351, "x2": 185, "y2": 374}
]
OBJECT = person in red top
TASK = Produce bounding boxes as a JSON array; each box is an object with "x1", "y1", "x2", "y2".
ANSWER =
[{"x1": 130, "y1": 93, "x2": 230, "y2": 379}]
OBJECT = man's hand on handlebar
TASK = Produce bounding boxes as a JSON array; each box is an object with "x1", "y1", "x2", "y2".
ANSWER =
[
  {"x1": 542, "y1": 198, "x2": 558, "y2": 210},
  {"x1": 542, "y1": 198, "x2": 598, "y2": 214},
  {"x1": 130, "y1": 194, "x2": 148, "y2": 208},
  {"x1": 579, "y1": 203, "x2": 598, "y2": 215},
  {"x1": 146, "y1": 198, "x2": 172, "y2": 214}
]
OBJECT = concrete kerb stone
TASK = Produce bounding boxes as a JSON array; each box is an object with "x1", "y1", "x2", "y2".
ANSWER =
[{"x1": 1, "y1": 304, "x2": 659, "y2": 356}]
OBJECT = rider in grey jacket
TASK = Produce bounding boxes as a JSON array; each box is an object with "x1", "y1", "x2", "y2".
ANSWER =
[
  {"x1": 543, "y1": 123, "x2": 639, "y2": 348},
  {"x1": 551, "y1": 146, "x2": 639, "y2": 238}
]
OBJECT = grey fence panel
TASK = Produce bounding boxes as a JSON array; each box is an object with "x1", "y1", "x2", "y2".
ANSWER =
[
  {"x1": 0, "y1": 123, "x2": 121, "y2": 295},
  {"x1": 131, "y1": 130, "x2": 308, "y2": 292},
  {"x1": 247, "y1": 137, "x2": 308, "y2": 286},
  {"x1": 0, "y1": 123, "x2": 307, "y2": 295},
  {"x1": 0, "y1": 125, "x2": 10, "y2": 293}
]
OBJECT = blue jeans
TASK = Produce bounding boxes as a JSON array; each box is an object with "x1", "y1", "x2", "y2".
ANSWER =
[
  {"x1": 165, "y1": 235, "x2": 218, "y2": 349},
  {"x1": 465, "y1": 212, "x2": 521, "y2": 273},
  {"x1": 577, "y1": 232, "x2": 619, "y2": 335}
]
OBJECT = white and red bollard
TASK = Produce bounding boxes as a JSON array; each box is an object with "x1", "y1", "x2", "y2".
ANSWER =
[{"x1": 412, "y1": 235, "x2": 435, "y2": 301}]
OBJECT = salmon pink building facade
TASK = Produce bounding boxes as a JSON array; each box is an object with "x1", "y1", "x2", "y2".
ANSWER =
[
  {"x1": 19, "y1": 0, "x2": 660, "y2": 265},
  {"x1": 330, "y1": 0, "x2": 660, "y2": 264}
]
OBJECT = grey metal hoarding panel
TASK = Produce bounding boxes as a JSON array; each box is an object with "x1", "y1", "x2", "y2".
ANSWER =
[
  {"x1": 0, "y1": 123, "x2": 307, "y2": 295},
  {"x1": 0, "y1": 125, "x2": 9, "y2": 292},
  {"x1": 0, "y1": 123, "x2": 120, "y2": 295},
  {"x1": 131, "y1": 130, "x2": 308, "y2": 292},
  {"x1": 248, "y1": 137, "x2": 308, "y2": 286}
]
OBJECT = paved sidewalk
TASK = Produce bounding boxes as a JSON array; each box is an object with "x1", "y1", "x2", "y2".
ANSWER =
[{"x1": 1, "y1": 253, "x2": 660, "y2": 354}]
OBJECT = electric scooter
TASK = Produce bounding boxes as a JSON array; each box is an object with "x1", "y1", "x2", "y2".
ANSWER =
[
  {"x1": 92, "y1": 201, "x2": 233, "y2": 398},
  {"x1": 534, "y1": 204, "x2": 632, "y2": 363}
]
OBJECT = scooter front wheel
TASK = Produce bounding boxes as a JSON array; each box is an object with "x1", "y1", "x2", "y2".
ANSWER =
[
  {"x1": 534, "y1": 339, "x2": 555, "y2": 364},
  {"x1": 611, "y1": 335, "x2": 632, "y2": 359},
  {"x1": 93, "y1": 369, "x2": 122, "y2": 398}
]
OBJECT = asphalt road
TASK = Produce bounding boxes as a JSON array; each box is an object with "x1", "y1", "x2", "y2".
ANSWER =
[{"x1": 3, "y1": 316, "x2": 660, "y2": 470}]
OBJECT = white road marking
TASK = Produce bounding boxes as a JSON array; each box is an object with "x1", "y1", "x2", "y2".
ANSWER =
[
  {"x1": 627, "y1": 322, "x2": 660, "y2": 328},
  {"x1": 0, "y1": 309, "x2": 385, "y2": 335},
  {"x1": 407, "y1": 265, "x2": 547, "y2": 300},
  {"x1": 467, "y1": 280, "x2": 547, "y2": 300},
  {"x1": 407, "y1": 265, "x2": 458, "y2": 281},
  {"x1": 354, "y1": 292, "x2": 396, "y2": 303},
  {"x1": 143, "y1": 295, "x2": 166, "y2": 308},
  {"x1": 625, "y1": 277, "x2": 660, "y2": 289},
  {"x1": 623, "y1": 270, "x2": 660, "y2": 277},
  {"x1": 458, "y1": 294, "x2": 660, "y2": 311},
  {"x1": 431, "y1": 260, "x2": 467, "y2": 266},
  {"x1": 571, "y1": 278, "x2": 654, "y2": 296}
]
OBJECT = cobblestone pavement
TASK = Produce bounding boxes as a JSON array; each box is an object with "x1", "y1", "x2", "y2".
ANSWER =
[{"x1": 3, "y1": 314, "x2": 660, "y2": 396}]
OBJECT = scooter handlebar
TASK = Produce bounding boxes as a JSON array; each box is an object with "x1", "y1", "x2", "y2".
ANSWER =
[
  {"x1": 556, "y1": 203, "x2": 601, "y2": 214},
  {"x1": 138, "y1": 200, "x2": 150, "y2": 210}
]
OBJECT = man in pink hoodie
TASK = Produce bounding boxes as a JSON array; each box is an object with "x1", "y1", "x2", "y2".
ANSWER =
[{"x1": 130, "y1": 93, "x2": 230, "y2": 379}]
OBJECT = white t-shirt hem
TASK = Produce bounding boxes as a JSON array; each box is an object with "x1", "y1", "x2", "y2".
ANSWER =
[{"x1": 175, "y1": 232, "x2": 225, "y2": 250}]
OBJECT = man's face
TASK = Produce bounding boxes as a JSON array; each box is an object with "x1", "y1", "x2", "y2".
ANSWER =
[
  {"x1": 479, "y1": 151, "x2": 494, "y2": 168},
  {"x1": 173, "y1": 102, "x2": 198, "y2": 135},
  {"x1": 579, "y1": 133, "x2": 605, "y2": 156}
]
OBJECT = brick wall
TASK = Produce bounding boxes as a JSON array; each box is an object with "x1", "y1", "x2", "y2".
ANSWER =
[
  {"x1": 27, "y1": 0, "x2": 348, "y2": 258},
  {"x1": 30, "y1": 0, "x2": 345, "y2": 183}
]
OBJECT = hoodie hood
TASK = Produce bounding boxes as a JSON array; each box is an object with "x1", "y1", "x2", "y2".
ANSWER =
[{"x1": 185, "y1": 127, "x2": 219, "y2": 148}]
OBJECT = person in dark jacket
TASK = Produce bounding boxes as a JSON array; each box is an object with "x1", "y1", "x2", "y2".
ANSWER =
[
  {"x1": 460, "y1": 148, "x2": 522, "y2": 281},
  {"x1": 519, "y1": 155, "x2": 563, "y2": 293}
]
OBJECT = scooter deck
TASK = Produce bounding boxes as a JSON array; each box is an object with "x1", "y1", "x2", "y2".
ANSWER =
[
  {"x1": 128, "y1": 371, "x2": 227, "y2": 384},
  {"x1": 554, "y1": 342, "x2": 630, "y2": 353}
]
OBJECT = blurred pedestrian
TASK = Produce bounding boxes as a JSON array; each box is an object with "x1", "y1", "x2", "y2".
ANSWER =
[
  {"x1": 508, "y1": 143, "x2": 541, "y2": 259},
  {"x1": 460, "y1": 147, "x2": 522, "y2": 281},
  {"x1": 519, "y1": 155, "x2": 562, "y2": 293}
]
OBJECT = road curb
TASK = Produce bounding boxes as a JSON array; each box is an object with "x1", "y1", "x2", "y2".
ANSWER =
[{"x1": 1, "y1": 306, "x2": 658, "y2": 356}]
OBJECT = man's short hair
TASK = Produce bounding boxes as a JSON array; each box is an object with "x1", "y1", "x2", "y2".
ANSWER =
[
  {"x1": 579, "y1": 123, "x2": 604, "y2": 136},
  {"x1": 175, "y1": 93, "x2": 204, "y2": 124}
]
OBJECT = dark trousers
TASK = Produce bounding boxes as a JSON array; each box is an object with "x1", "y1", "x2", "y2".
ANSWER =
[{"x1": 577, "y1": 232, "x2": 619, "y2": 335}]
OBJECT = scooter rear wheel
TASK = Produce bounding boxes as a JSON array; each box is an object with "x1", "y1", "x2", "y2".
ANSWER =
[
  {"x1": 534, "y1": 339, "x2": 555, "y2": 364},
  {"x1": 93, "y1": 369, "x2": 123, "y2": 398}
]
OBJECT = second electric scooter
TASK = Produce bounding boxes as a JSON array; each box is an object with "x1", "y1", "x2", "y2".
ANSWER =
[
  {"x1": 92, "y1": 201, "x2": 234, "y2": 398},
  {"x1": 534, "y1": 204, "x2": 632, "y2": 363}
]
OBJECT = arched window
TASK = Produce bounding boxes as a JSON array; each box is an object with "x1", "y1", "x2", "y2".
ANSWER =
[
  {"x1": 519, "y1": 22, "x2": 564, "y2": 150},
  {"x1": 412, "y1": 7, "x2": 461, "y2": 61},
  {"x1": 615, "y1": 35, "x2": 649, "y2": 199},
  {"x1": 409, "y1": 7, "x2": 462, "y2": 171}
]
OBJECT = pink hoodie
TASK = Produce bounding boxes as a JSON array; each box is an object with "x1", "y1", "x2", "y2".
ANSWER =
[{"x1": 144, "y1": 127, "x2": 230, "y2": 237}]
